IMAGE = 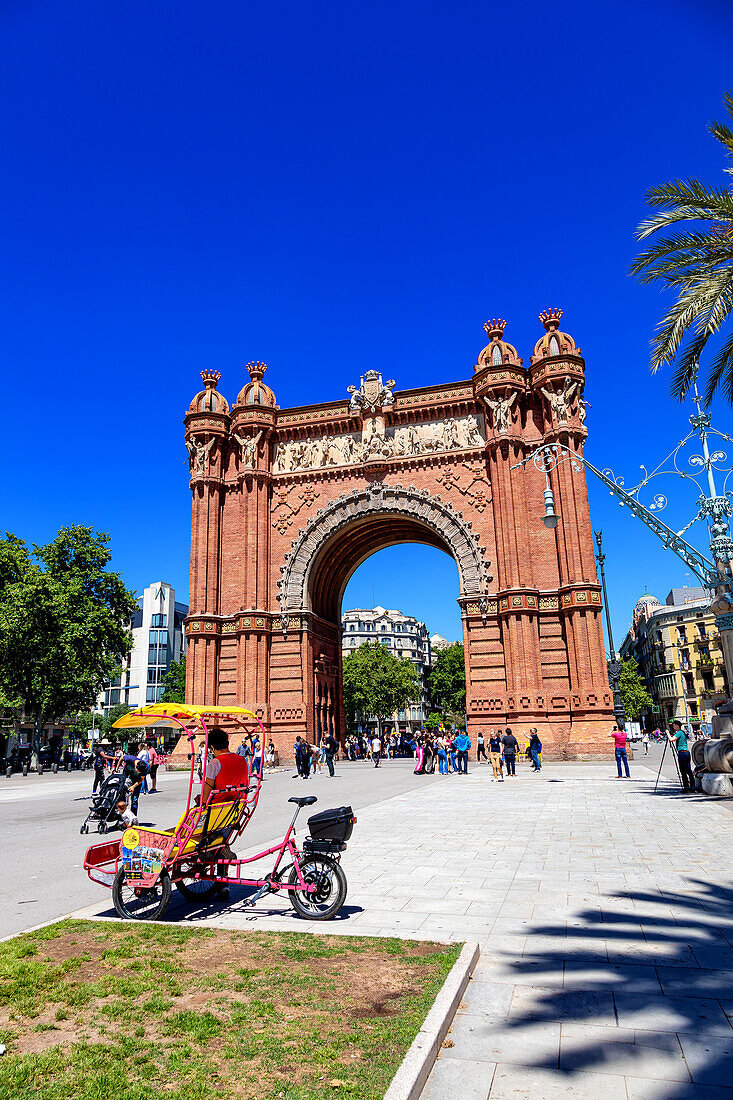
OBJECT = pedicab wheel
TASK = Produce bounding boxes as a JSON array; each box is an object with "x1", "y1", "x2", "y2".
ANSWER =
[
  {"x1": 112, "y1": 866, "x2": 171, "y2": 921},
  {"x1": 287, "y1": 855, "x2": 347, "y2": 921},
  {"x1": 175, "y1": 863, "x2": 219, "y2": 902}
]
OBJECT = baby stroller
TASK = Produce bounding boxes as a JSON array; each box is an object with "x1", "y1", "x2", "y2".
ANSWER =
[{"x1": 81, "y1": 773, "x2": 128, "y2": 835}]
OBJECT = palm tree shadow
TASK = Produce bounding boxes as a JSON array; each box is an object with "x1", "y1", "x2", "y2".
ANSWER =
[{"x1": 491, "y1": 877, "x2": 733, "y2": 1095}]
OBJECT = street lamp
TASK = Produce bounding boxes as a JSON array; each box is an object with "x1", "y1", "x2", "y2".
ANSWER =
[
  {"x1": 511, "y1": 371, "x2": 733, "y2": 736},
  {"x1": 594, "y1": 530, "x2": 627, "y2": 730}
]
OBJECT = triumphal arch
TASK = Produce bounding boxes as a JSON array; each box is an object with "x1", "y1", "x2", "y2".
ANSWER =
[{"x1": 183, "y1": 310, "x2": 613, "y2": 760}]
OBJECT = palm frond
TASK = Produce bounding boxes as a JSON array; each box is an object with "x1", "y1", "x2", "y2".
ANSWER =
[{"x1": 703, "y1": 330, "x2": 733, "y2": 406}]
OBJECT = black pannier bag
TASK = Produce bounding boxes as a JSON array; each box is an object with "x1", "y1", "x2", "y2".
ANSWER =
[{"x1": 307, "y1": 805, "x2": 355, "y2": 842}]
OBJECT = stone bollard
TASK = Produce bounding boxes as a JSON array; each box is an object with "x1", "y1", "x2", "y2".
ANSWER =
[{"x1": 701, "y1": 773, "x2": 733, "y2": 797}]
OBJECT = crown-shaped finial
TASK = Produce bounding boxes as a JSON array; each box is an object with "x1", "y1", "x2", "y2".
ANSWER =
[
  {"x1": 539, "y1": 308, "x2": 563, "y2": 332},
  {"x1": 246, "y1": 361, "x2": 267, "y2": 381},
  {"x1": 483, "y1": 319, "x2": 506, "y2": 341},
  {"x1": 200, "y1": 369, "x2": 221, "y2": 388}
]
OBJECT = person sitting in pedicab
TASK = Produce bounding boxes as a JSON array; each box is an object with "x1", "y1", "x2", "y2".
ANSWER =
[
  {"x1": 201, "y1": 728, "x2": 249, "y2": 804},
  {"x1": 198, "y1": 727, "x2": 250, "y2": 900}
]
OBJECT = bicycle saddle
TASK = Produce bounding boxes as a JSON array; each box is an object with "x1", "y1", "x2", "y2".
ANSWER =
[{"x1": 288, "y1": 795, "x2": 318, "y2": 807}]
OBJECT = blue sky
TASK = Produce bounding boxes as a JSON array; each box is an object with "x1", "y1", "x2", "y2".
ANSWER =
[{"x1": 1, "y1": 0, "x2": 732, "y2": 649}]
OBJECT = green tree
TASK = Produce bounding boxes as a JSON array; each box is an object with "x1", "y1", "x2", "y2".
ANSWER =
[
  {"x1": 0, "y1": 526, "x2": 136, "y2": 762},
  {"x1": 343, "y1": 642, "x2": 422, "y2": 736},
  {"x1": 161, "y1": 656, "x2": 186, "y2": 703},
  {"x1": 617, "y1": 658, "x2": 653, "y2": 719},
  {"x1": 630, "y1": 91, "x2": 733, "y2": 404},
  {"x1": 424, "y1": 712, "x2": 442, "y2": 732},
  {"x1": 428, "y1": 643, "x2": 466, "y2": 715}
]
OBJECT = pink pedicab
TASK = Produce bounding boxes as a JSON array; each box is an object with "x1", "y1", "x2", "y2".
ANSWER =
[{"x1": 83, "y1": 704, "x2": 355, "y2": 921}]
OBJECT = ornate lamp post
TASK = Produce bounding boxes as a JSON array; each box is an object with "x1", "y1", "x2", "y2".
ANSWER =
[
  {"x1": 594, "y1": 530, "x2": 627, "y2": 729},
  {"x1": 512, "y1": 372, "x2": 733, "y2": 736}
]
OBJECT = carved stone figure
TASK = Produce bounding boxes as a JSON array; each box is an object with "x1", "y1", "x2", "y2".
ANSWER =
[
  {"x1": 577, "y1": 396, "x2": 591, "y2": 425},
  {"x1": 347, "y1": 370, "x2": 396, "y2": 413},
  {"x1": 186, "y1": 435, "x2": 216, "y2": 474},
  {"x1": 234, "y1": 429, "x2": 263, "y2": 470},
  {"x1": 444, "y1": 418, "x2": 460, "y2": 449},
  {"x1": 463, "y1": 417, "x2": 483, "y2": 448},
  {"x1": 485, "y1": 389, "x2": 517, "y2": 434},
  {"x1": 541, "y1": 376, "x2": 578, "y2": 425}
]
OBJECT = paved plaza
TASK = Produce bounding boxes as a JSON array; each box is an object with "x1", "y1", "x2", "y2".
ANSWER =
[{"x1": 26, "y1": 753, "x2": 733, "y2": 1097}]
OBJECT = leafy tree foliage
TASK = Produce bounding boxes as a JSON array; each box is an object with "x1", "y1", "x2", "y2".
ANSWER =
[
  {"x1": 428, "y1": 643, "x2": 466, "y2": 715},
  {"x1": 618, "y1": 658, "x2": 653, "y2": 719},
  {"x1": 630, "y1": 91, "x2": 733, "y2": 404},
  {"x1": 161, "y1": 657, "x2": 186, "y2": 704},
  {"x1": 0, "y1": 526, "x2": 136, "y2": 760},
  {"x1": 342, "y1": 642, "x2": 421, "y2": 735},
  {"x1": 425, "y1": 712, "x2": 443, "y2": 732}
]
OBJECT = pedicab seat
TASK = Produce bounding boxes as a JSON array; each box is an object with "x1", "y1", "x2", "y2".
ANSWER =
[{"x1": 143, "y1": 785, "x2": 252, "y2": 855}]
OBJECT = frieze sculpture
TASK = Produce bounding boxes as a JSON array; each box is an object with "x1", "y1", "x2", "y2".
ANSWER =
[
  {"x1": 273, "y1": 414, "x2": 485, "y2": 473},
  {"x1": 541, "y1": 376, "x2": 578, "y2": 425},
  {"x1": 186, "y1": 435, "x2": 216, "y2": 474},
  {"x1": 233, "y1": 428, "x2": 263, "y2": 469},
  {"x1": 578, "y1": 396, "x2": 591, "y2": 426},
  {"x1": 347, "y1": 369, "x2": 396, "y2": 412},
  {"x1": 484, "y1": 388, "x2": 517, "y2": 434}
]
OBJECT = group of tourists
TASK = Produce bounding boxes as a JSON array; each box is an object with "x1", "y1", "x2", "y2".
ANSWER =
[
  {"x1": 410, "y1": 727, "x2": 543, "y2": 778},
  {"x1": 293, "y1": 732, "x2": 340, "y2": 778}
]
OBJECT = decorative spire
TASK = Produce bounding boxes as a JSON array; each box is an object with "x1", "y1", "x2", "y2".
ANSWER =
[
  {"x1": 539, "y1": 308, "x2": 563, "y2": 332},
  {"x1": 483, "y1": 319, "x2": 506, "y2": 341},
  {"x1": 246, "y1": 361, "x2": 267, "y2": 381},
  {"x1": 200, "y1": 369, "x2": 221, "y2": 388}
]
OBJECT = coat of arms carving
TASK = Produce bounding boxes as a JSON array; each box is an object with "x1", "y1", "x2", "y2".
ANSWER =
[{"x1": 347, "y1": 370, "x2": 396, "y2": 413}]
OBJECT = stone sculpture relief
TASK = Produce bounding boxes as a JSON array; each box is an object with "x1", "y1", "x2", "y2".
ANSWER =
[
  {"x1": 273, "y1": 414, "x2": 484, "y2": 473},
  {"x1": 577, "y1": 396, "x2": 590, "y2": 425},
  {"x1": 234, "y1": 429, "x2": 263, "y2": 469},
  {"x1": 484, "y1": 389, "x2": 517, "y2": 434},
  {"x1": 186, "y1": 435, "x2": 216, "y2": 474},
  {"x1": 541, "y1": 376, "x2": 578, "y2": 425},
  {"x1": 347, "y1": 369, "x2": 396, "y2": 412}
]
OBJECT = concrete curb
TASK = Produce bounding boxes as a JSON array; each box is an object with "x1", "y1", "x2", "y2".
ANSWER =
[{"x1": 383, "y1": 941, "x2": 480, "y2": 1100}]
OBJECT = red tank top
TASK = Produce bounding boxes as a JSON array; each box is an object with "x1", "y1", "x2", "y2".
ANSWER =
[{"x1": 210, "y1": 752, "x2": 249, "y2": 802}]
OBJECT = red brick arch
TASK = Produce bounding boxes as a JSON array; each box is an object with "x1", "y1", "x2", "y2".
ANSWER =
[{"x1": 183, "y1": 315, "x2": 613, "y2": 761}]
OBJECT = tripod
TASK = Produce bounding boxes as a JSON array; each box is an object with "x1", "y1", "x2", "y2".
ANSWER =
[{"x1": 654, "y1": 736, "x2": 684, "y2": 792}]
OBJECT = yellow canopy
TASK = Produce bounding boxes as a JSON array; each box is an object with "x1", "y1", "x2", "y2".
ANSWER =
[{"x1": 112, "y1": 703, "x2": 259, "y2": 729}]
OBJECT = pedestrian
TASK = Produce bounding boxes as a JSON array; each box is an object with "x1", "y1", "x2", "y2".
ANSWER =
[
  {"x1": 414, "y1": 734, "x2": 425, "y2": 774},
  {"x1": 454, "y1": 730, "x2": 471, "y2": 774},
  {"x1": 488, "y1": 730, "x2": 504, "y2": 782},
  {"x1": 668, "y1": 720, "x2": 695, "y2": 792},
  {"x1": 642, "y1": 730, "x2": 650, "y2": 756},
  {"x1": 252, "y1": 735, "x2": 262, "y2": 776},
  {"x1": 92, "y1": 746, "x2": 107, "y2": 793},
  {"x1": 371, "y1": 732, "x2": 382, "y2": 767},
  {"x1": 437, "y1": 735, "x2": 449, "y2": 774},
  {"x1": 502, "y1": 727, "x2": 519, "y2": 776},
  {"x1": 293, "y1": 736, "x2": 308, "y2": 778},
  {"x1": 609, "y1": 725, "x2": 630, "y2": 779},
  {"x1": 528, "y1": 729, "x2": 543, "y2": 772},
  {"x1": 137, "y1": 742, "x2": 151, "y2": 794},
  {"x1": 148, "y1": 744, "x2": 161, "y2": 792},
  {"x1": 266, "y1": 739, "x2": 276, "y2": 768},
  {"x1": 324, "y1": 730, "x2": 338, "y2": 777},
  {"x1": 448, "y1": 735, "x2": 458, "y2": 773},
  {"x1": 477, "y1": 731, "x2": 487, "y2": 762}
]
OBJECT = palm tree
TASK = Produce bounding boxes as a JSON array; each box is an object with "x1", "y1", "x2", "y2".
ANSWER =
[{"x1": 630, "y1": 92, "x2": 733, "y2": 405}]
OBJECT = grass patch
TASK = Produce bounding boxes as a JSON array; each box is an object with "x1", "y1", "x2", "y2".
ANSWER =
[{"x1": 0, "y1": 920, "x2": 460, "y2": 1099}]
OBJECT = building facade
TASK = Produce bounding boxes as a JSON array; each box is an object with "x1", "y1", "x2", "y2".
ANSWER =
[
  {"x1": 183, "y1": 310, "x2": 613, "y2": 761},
  {"x1": 98, "y1": 581, "x2": 188, "y2": 715},
  {"x1": 341, "y1": 606, "x2": 432, "y2": 733},
  {"x1": 620, "y1": 588, "x2": 730, "y2": 731}
]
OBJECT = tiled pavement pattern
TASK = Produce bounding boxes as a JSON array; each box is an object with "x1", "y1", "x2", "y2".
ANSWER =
[{"x1": 86, "y1": 761, "x2": 733, "y2": 1097}]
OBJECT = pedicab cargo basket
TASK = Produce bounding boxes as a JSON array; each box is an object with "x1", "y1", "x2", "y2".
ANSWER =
[{"x1": 307, "y1": 806, "x2": 354, "y2": 842}]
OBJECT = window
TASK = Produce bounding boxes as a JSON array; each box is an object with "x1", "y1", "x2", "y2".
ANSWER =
[
  {"x1": 109, "y1": 689, "x2": 120, "y2": 706},
  {"x1": 492, "y1": 345, "x2": 502, "y2": 365},
  {"x1": 152, "y1": 614, "x2": 167, "y2": 628},
  {"x1": 349, "y1": 624, "x2": 355, "y2": 631},
  {"x1": 549, "y1": 335, "x2": 560, "y2": 356}
]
